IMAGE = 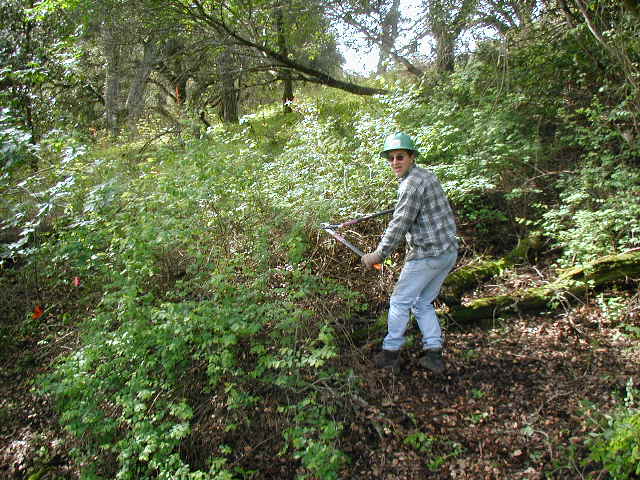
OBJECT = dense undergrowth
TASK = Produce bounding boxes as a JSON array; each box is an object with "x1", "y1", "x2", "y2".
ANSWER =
[
  {"x1": 2, "y1": 16, "x2": 640, "y2": 479},
  {"x1": 3, "y1": 130, "x2": 369, "y2": 478}
]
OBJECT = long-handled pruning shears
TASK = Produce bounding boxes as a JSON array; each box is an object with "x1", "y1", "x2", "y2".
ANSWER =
[{"x1": 320, "y1": 208, "x2": 394, "y2": 271}]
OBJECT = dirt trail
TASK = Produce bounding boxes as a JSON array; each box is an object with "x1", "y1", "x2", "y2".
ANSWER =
[{"x1": 340, "y1": 301, "x2": 639, "y2": 479}]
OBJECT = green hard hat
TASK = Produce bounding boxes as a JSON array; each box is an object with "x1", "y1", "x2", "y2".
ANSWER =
[{"x1": 380, "y1": 132, "x2": 419, "y2": 158}]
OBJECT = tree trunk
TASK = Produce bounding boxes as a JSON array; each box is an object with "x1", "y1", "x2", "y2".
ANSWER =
[
  {"x1": 556, "y1": 0, "x2": 577, "y2": 27},
  {"x1": 282, "y1": 74, "x2": 294, "y2": 113},
  {"x1": 442, "y1": 233, "x2": 544, "y2": 302},
  {"x1": 446, "y1": 251, "x2": 640, "y2": 324},
  {"x1": 217, "y1": 47, "x2": 239, "y2": 123},
  {"x1": 157, "y1": 38, "x2": 190, "y2": 107},
  {"x1": 377, "y1": 0, "x2": 400, "y2": 74},
  {"x1": 514, "y1": 0, "x2": 536, "y2": 27},
  {"x1": 434, "y1": 30, "x2": 455, "y2": 73},
  {"x1": 427, "y1": 0, "x2": 471, "y2": 74},
  {"x1": 126, "y1": 40, "x2": 159, "y2": 134},
  {"x1": 275, "y1": 5, "x2": 294, "y2": 113},
  {"x1": 424, "y1": 0, "x2": 477, "y2": 73},
  {"x1": 102, "y1": 23, "x2": 123, "y2": 136}
]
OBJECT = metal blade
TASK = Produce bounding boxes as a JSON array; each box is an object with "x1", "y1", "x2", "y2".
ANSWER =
[{"x1": 322, "y1": 227, "x2": 365, "y2": 257}]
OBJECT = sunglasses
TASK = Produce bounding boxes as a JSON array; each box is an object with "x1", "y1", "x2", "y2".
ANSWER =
[{"x1": 386, "y1": 153, "x2": 407, "y2": 161}]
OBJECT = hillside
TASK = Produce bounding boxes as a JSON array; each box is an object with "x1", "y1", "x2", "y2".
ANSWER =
[
  {"x1": 2, "y1": 88, "x2": 639, "y2": 477},
  {"x1": 2, "y1": 3, "x2": 640, "y2": 478}
]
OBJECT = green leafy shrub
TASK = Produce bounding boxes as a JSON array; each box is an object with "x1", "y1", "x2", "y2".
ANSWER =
[
  {"x1": 281, "y1": 395, "x2": 348, "y2": 479},
  {"x1": 28, "y1": 134, "x2": 362, "y2": 479},
  {"x1": 585, "y1": 380, "x2": 640, "y2": 479},
  {"x1": 403, "y1": 431, "x2": 464, "y2": 472},
  {"x1": 0, "y1": 107, "x2": 36, "y2": 177},
  {"x1": 256, "y1": 84, "x2": 548, "y2": 255},
  {"x1": 540, "y1": 99, "x2": 640, "y2": 265}
]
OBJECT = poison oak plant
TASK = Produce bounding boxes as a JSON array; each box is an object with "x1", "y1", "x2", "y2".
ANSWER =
[{"x1": 30, "y1": 135, "x2": 363, "y2": 479}]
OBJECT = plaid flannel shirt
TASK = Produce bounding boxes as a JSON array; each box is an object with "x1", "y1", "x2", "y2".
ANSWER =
[{"x1": 374, "y1": 165, "x2": 458, "y2": 261}]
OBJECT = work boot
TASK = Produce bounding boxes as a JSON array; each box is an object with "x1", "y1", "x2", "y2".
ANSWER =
[
  {"x1": 419, "y1": 349, "x2": 445, "y2": 374},
  {"x1": 374, "y1": 349, "x2": 400, "y2": 369}
]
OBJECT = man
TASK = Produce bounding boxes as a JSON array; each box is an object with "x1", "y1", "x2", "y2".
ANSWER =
[{"x1": 361, "y1": 132, "x2": 458, "y2": 373}]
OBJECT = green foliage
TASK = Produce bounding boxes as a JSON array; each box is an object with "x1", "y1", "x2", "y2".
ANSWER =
[
  {"x1": 262, "y1": 90, "x2": 379, "y2": 216},
  {"x1": 403, "y1": 431, "x2": 464, "y2": 472},
  {"x1": 596, "y1": 293, "x2": 628, "y2": 324},
  {"x1": 584, "y1": 380, "x2": 640, "y2": 479},
  {"x1": 0, "y1": 108, "x2": 35, "y2": 176},
  {"x1": 452, "y1": 12, "x2": 640, "y2": 259},
  {"x1": 281, "y1": 395, "x2": 348, "y2": 479},
  {"x1": 257, "y1": 80, "x2": 546, "y2": 252},
  {"x1": 540, "y1": 98, "x2": 640, "y2": 265},
  {"x1": 0, "y1": 0, "x2": 82, "y2": 158},
  {"x1": 11, "y1": 133, "x2": 361, "y2": 479}
]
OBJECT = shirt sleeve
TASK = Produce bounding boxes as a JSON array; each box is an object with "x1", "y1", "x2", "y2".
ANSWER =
[{"x1": 374, "y1": 181, "x2": 421, "y2": 259}]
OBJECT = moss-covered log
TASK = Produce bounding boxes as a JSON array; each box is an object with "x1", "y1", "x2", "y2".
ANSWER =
[
  {"x1": 446, "y1": 251, "x2": 640, "y2": 325},
  {"x1": 443, "y1": 233, "x2": 543, "y2": 300}
]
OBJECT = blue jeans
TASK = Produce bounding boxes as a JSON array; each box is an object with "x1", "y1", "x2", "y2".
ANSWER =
[{"x1": 383, "y1": 247, "x2": 457, "y2": 351}]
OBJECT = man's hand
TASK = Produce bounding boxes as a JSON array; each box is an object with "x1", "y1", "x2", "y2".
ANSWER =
[{"x1": 361, "y1": 252, "x2": 382, "y2": 269}]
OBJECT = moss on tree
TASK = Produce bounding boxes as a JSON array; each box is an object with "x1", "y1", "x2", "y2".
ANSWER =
[
  {"x1": 443, "y1": 232, "x2": 544, "y2": 301},
  {"x1": 446, "y1": 251, "x2": 640, "y2": 324}
]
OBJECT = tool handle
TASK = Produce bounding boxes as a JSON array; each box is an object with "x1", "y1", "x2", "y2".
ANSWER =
[{"x1": 340, "y1": 208, "x2": 395, "y2": 228}]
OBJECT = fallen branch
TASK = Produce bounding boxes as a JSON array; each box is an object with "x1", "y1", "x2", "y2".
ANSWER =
[
  {"x1": 442, "y1": 233, "x2": 544, "y2": 302},
  {"x1": 445, "y1": 251, "x2": 640, "y2": 324}
]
